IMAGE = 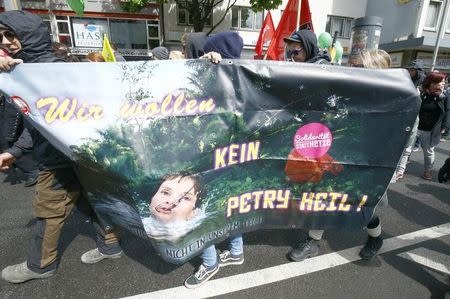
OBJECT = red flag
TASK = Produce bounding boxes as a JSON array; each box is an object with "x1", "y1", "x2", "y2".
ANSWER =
[
  {"x1": 265, "y1": 0, "x2": 313, "y2": 61},
  {"x1": 254, "y1": 12, "x2": 275, "y2": 56}
]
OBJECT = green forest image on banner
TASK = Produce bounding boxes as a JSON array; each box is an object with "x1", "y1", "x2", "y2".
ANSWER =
[{"x1": 0, "y1": 60, "x2": 420, "y2": 264}]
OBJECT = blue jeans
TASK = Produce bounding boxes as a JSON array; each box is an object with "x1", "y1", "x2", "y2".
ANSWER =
[{"x1": 201, "y1": 234, "x2": 243, "y2": 268}]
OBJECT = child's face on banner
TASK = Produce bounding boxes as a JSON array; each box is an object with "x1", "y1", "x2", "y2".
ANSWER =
[{"x1": 150, "y1": 176, "x2": 198, "y2": 222}]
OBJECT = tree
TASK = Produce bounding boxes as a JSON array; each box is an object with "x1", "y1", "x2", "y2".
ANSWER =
[{"x1": 121, "y1": 0, "x2": 283, "y2": 33}]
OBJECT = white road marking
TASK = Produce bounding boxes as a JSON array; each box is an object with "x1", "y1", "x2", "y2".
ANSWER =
[
  {"x1": 398, "y1": 247, "x2": 450, "y2": 274},
  {"x1": 122, "y1": 223, "x2": 450, "y2": 299}
]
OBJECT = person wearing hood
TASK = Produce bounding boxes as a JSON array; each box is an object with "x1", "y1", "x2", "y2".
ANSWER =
[
  {"x1": 0, "y1": 11, "x2": 122, "y2": 284},
  {"x1": 283, "y1": 29, "x2": 331, "y2": 64},
  {"x1": 406, "y1": 59, "x2": 426, "y2": 90},
  {"x1": 406, "y1": 59, "x2": 427, "y2": 152},
  {"x1": 184, "y1": 31, "x2": 245, "y2": 289},
  {"x1": 284, "y1": 29, "x2": 333, "y2": 263},
  {"x1": 392, "y1": 59, "x2": 426, "y2": 181},
  {"x1": 185, "y1": 32, "x2": 208, "y2": 59}
]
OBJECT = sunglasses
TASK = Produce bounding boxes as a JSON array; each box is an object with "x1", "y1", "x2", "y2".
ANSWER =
[
  {"x1": 0, "y1": 30, "x2": 16, "y2": 42},
  {"x1": 291, "y1": 48, "x2": 304, "y2": 56},
  {"x1": 284, "y1": 47, "x2": 304, "y2": 61}
]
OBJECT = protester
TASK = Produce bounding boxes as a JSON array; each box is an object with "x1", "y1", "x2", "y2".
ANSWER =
[
  {"x1": 406, "y1": 59, "x2": 426, "y2": 89},
  {"x1": 110, "y1": 43, "x2": 126, "y2": 62},
  {"x1": 289, "y1": 49, "x2": 391, "y2": 262},
  {"x1": 392, "y1": 60, "x2": 425, "y2": 181},
  {"x1": 283, "y1": 29, "x2": 331, "y2": 63},
  {"x1": 417, "y1": 72, "x2": 450, "y2": 180},
  {"x1": 283, "y1": 29, "x2": 331, "y2": 262},
  {"x1": 406, "y1": 60, "x2": 426, "y2": 152},
  {"x1": 185, "y1": 32, "x2": 208, "y2": 59},
  {"x1": 52, "y1": 42, "x2": 80, "y2": 62},
  {"x1": 151, "y1": 46, "x2": 170, "y2": 60},
  {"x1": 86, "y1": 51, "x2": 105, "y2": 62},
  {"x1": 0, "y1": 11, "x2": 122, "y2": 284},
  {"x1": 184, "y1": 31, "x2": 245, "y2": 289},
  {"x1": 169, "y1": 50, "x2": 184, "y2": 60}
]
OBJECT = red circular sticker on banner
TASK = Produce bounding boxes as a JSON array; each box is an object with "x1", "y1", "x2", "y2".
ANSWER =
[{"x1": 294, "y1": 123, "x2": 332, "y2": 159}]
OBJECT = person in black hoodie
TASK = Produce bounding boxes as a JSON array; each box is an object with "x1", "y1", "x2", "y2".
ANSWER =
[
  {"x1": 283, "y1": 29, "x2": 331, "y2": 64},
  {"x1": 185, "y1": 32, "x2": 208, "y2": 59},
  {"x1": 0, "y1": 11, "x2": 122, "y2": 284},
  {"x1": 283, "y1": 29, "x2": 334, "y2": 262},
  {"x1": 406, "y1": 59, "x2": 426, "y2": 90}
]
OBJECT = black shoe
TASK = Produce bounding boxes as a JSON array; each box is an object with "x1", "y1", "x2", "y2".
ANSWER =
[
  {"x1": 24, "y1": 175, "x2": 38, "y2": 187},
  {"x1": 359, "y1": 236, "x2": 383, "y2": 260},
  {"x1": 288, "y1": 237, "x2": 319, "y2": 262},
  {"x1": 184, "y1": 263, "x2": 219, "y2": 289}
]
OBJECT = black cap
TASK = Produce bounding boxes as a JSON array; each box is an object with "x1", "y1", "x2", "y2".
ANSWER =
[{"x1": 283, "y1": 31, "x2": 303, "y2": 43}]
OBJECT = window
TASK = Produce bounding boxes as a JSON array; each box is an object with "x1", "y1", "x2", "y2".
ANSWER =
[
  {"x1": 231, "y1": 7, "x2": 263, "y2": 31},
  {"x1": 177, "y1": 2, "x2": 212, "y2": 26},
  {"x1": 426, "y1": 0, "x2": 442, "y2": 29},
  {"x1": 147, "y1": 20, "x2": 160, "y2": 49},
  {"x1": 326, "y1": 15, "x2": 352, "y2": 39},
  {"x1": 110, "y1": 19, "x2": 147, "y2": 49},
  {"x1": 56, "y1": 16, "x2": 72, "y2": 46}
]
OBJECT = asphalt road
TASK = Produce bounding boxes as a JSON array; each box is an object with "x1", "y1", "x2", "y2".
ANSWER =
[{"x1": 0, "y1": 141, "x2": 449, "y2": 299}]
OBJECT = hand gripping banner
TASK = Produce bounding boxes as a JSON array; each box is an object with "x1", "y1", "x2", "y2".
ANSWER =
[{"x1": 0, "y1": 60, "x2": 419, "y2": 264}]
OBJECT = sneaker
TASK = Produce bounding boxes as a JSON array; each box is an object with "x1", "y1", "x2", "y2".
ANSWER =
[
  {"x1": 184, "y1": 263, "x2": 219, "y2": 289},
  {"x1": 422, "y1": 170, "x2": 432, "y2": 180},
  {"x1": 288, "y1": 238, "x2": 319, "y2": 262},
  {"x1": 1, "y1": 262, "x2": 56, "y2": 283},
  {"x1": 81, "y1": 248, "x2": 123, "y2": 264},
  {"x1": 412, "y1": 145, "x2": 420, "y2": 152},
  {"x1": 359, "y1": 236, "x2": 383, "y2": 260},
  {"x1": 219, "y1": 250, "x2": 244, "y2": 267}
]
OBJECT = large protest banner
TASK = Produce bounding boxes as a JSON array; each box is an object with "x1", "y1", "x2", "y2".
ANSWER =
[{"x1": 0, "y1": 60, "x2": 419, "y2": 264}]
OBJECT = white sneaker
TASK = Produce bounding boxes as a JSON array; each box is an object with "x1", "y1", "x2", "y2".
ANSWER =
[
  {"x1": 1, "y1": 262, "x2": 56, "y2": 283},
  {"x1": 81, "y1": 248, "x2": 123, "y2": 264}
]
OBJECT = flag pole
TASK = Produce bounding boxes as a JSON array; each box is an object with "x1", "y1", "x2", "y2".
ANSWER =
[
  {"x1": 296, "y1": 0, "x2": 302, "y2": 30},
  {"x1": 431, "y1": 0, "x2": 450, "y2": 71}
]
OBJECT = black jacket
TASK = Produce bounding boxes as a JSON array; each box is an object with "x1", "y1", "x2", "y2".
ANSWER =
[
  {"x1": 0, "y1": 94, "x2": 23, "y2": 143},
  {"x1": 0, "y1": 94, "x2": 34, "y2": 158},
  {"x1": 0, "y1": 11, "x2": 71, "y2": 170},
  {"x1": 306, "y1": 49, "x2": 332, "y2": 64},
  {"x1": 419, "y1": 91, "x2": 450, "y2": 147}
]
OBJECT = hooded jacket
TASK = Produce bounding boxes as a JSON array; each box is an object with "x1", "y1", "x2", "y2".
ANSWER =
[
  {"x1": 185, "y1": 32, "x2": 208, "y2": 59},
  {"x1": 203, "y1": 32, "x2": 243, "y2": 59},
  {"x1": 285, "y1": 30, "x2": 331, "y2": 64},
  {"x1": 406, "y1": 59, "x2": 426, "y2": 88},
  {"x1": 0, "y1": 11, "x2": 71, "y2": 170}
]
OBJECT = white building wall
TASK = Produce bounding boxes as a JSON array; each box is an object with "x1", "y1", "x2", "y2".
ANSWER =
[{"x1": 164, "y1": 0, "x2": 367, "y2": 58}]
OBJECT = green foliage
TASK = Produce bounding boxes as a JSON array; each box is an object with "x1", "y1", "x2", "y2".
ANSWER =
[
  {"x1": 120, "y1": 0, "x2": 152, "y2": 13},
  {"x1": 249, "y1": 0, "x2": 283, "y2": 11}
]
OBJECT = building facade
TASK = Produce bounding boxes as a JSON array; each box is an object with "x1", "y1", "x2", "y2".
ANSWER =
[
  {"x1": 162, "y1": 0, "x2": 367, "y2": 59},
  {"x1": 0, "y1": 0, "x2": 367, "y2": 60},
  {"x1": 366, "y1": 0, "x2": 450, "y2": 70},
  {"x1": 0, "y1": 0, "x2": 161, "y2": 59}
]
